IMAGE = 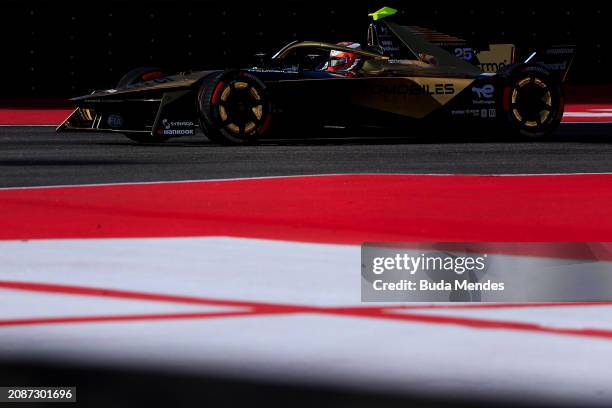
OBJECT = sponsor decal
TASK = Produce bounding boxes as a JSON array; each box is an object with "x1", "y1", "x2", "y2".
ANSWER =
[
  {"x1": 545, "y1": 48, "x2": 574, "y2": 55},
  {"x1": 476, "y1": 44, "x2": 514, "y2": 73},
  {"x1": 157, "y1": 118, "x2": 195, "y2": 136},
  {"x1": 472, "y1": 84, "x2": 495, "y2": 99},
  {"x1": 479, "y1": 60, "x2": 508, "y2": 72},
  {"x1": 450, "y1": 109, "x2": 480, "y2": 118},
  {"x1": 543, "y1": 61, "x2": 567, "y2": 71},
  {"x1": 366, "y1": 83, "x2": 455, "y2": 96},
  {"x1": 107, "y1": 114, "x2": 124, "y2": 128},
  {"x1": 522, "y1": 66, "x2": 549, "y2": 75},
  {"x1": 472, "y1": 99, "x2": 495, "y2": 106},
  {"x1": 451, "y1": 108, "x2": 494, "y2": 119},
  {"x1": 472, "y1": 84, "x2": 496, "y2": 105},
  {"x1": 248, "y1": 68, "x2": 293, "y2": 73},
  {"x1": 377, "y1": 25, "x2": 401, "y2": 54},
  {"x1": 380, "y1": 39, "x2": 401, "y2": 54}
]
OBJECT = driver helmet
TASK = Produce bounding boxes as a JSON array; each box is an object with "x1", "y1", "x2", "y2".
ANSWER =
[{"x1": 327, "y1": 42, "x2": 361, "y2": 72}]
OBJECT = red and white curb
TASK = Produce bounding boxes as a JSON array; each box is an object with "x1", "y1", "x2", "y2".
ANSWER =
[
  {"x1": 1, "y1": 237, "x2": 612, "y2": 406},
  {"x1": 2, "y1": 175, "x2": 612, "y2": 405},
  {"x1": 563, "y1": 104, "x2": 612, "y2": 123}
]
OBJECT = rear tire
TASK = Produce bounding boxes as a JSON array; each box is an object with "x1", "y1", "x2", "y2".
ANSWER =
[
  {"x1": 499, "y1": 65, "x2": 564, "y2": 139},
  {"x1": 197, "y1": 71, "x2": 272, "y2": 145}
]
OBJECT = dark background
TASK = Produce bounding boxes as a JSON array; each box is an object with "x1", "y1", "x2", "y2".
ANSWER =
[{"x1": 1, "y1": 0, "x2": 610, "y2": 98}]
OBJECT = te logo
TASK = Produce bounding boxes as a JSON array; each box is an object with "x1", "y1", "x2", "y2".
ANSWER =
[{"x1": 472, "y1": 84, "x2": 495, "y2": 99}]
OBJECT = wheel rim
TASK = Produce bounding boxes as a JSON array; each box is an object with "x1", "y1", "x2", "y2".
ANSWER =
[
  {"x1": 510, "y1": 77, "x2": 553, "y2": 129},
  {"x1": 212, "y1": 78, "x2": 265, "y2": 138}
]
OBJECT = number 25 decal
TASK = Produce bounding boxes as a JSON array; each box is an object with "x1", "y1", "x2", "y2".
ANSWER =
[{"x1": 454, "y1": 48, "x2": 474, "y2": 61}]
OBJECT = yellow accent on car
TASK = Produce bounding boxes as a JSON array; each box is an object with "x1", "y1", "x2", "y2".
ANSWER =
[
  {"x1": 252, "y1": 105, "x2": 263, "y2": 120},
  {"x1": 368, "y1": 7, "x2": 398, "y2": 21},
  {"x1": 249, "y1": 87, "x2": 261, "y2": 101},
  {"x1": 244, "y1": 122, "x2": 256, "y2": 134},
  {"x1": 220, "y1": 86, "x2": 232, "y2": 103},
  {"x1": 226, "y1": 123, "x2": 240, "y2": 134},
  {"x1": 219, "y1": 105, "x2": 228, "y2": 121}
]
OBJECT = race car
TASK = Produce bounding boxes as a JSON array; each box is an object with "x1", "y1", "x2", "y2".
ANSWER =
[{"x1": 57, "y1": 7, "x2": 575, "y2": 145}]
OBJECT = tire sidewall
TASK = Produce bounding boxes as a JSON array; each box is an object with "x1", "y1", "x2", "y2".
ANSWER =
[
  {"x1": 116, "y1": 67, "x2": 168, "y2": 142},
  {"x1": 499, "y1": 64, "x2": 564, "y2": 139},
  {"x1": 198, "y1": 71, "x2": 271, "y2": 145}
]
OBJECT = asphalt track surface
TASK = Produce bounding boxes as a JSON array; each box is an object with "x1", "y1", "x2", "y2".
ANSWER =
[{"x1": 1, "y1": 124, "x2": 612, "y2": 188}]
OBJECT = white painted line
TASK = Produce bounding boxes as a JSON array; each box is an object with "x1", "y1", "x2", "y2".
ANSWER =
[
  {"x1": 564, "y1": 112, "x2": 612, "y2": 117},
  {"x1": 562, "y1": 121, "x2": 612, "y2": 124},
  {"x1": 2, "y1": 172, "x2": 612, "y2": 191}
]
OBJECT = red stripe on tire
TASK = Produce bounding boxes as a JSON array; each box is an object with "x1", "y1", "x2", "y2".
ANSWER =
[
  {"x1": 502, "y1": 86, "x2": 511, "y2": 112},
  {"x1": 257, "y1": 114, "x2": 272, "y2": 135},
  {"x1": 211, "y1": 81, "x2": 226, "y2": 105}
]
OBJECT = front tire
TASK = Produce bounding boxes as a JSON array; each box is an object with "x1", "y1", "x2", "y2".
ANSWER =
[
  {"x1": 197, "y1": 71, "x2": 272, "y2": 145},
  {"x1": 116, "y1": 67, "x2": 163, "y2": 89},
  {"x1": 116, "y1": 67, "x2": 170, "y2": 143}
]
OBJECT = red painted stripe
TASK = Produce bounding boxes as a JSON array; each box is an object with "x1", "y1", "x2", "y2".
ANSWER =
[
  {"x1": 0, "y1": 311, "x2": 267, "y2": 328},
  {"x1": 7, "y1": 310, "x2": 612, "y2": 341},
  {"x1": 2, "y1": 174, "x2": 612, "y2": 243},
  {"x1": 0, "y1": 108, "x2": 72, "y2": 125},
  {"x1": 3, "y1": 280, "x2": 612, "y2": 340},
  {"x1": 4, "y1": 280, "x2": 611, "y2": 313},
  {"x1": 0, "y1": 280, "x2": 306, "y2": 312},
  {"x1": 562, "y1": 117, "x2": 612, "y2": 123},
  {"x1": 337, "y1": 308, "x2": 612, "y2": 340},
  {"x1": 0, "y1": 104, "x2": 610, "y2": 125},
  {"x1": 563, "y1": 103, "x2": 612, "y2": 122}
]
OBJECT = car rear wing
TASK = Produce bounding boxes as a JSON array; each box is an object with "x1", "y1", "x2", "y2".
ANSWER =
[
  {"x1": 367, "y1": 20, "x2": 482, "y2": 75},
  {"x1": 366, "y1": 8, "x2": 575, "y2": 80},
  {"x1": 523, "y1": 45, "x2": 576, "y2": 82}
]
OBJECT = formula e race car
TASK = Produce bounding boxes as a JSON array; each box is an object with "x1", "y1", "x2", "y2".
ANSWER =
[{"x1": 57, "y1": 7, "x2": 575, "y2": 145}]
